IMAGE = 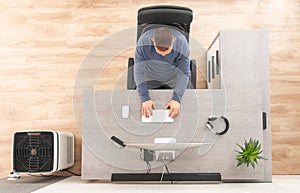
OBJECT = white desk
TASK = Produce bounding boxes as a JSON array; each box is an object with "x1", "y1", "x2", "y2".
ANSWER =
[
  {"x1": 126, "y1": 143, "x2": 210, "y2": 150},
  {"x1": 82, "y1": 89, "x2": 266, "y2": 181}
]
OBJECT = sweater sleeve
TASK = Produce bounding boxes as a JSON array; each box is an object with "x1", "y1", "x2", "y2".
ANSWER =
[
  {"x1": 172, "y1": 43, "x2": 190, "y2": 103},
  {"x1": 134, "y1": 46, "x2": 151, "y2": 102}
]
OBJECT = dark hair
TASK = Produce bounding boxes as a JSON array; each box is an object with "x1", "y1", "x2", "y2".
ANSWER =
[{"x1": 153, "y1": 27, "x2": 174, "y2": 51}]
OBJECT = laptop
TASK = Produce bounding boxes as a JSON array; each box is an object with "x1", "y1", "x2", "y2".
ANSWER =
[{"x1": 142, "y1": 109, "x2": 174, "y2": 123}]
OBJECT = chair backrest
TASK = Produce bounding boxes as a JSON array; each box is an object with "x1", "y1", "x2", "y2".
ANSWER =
[{"x1": 137, "y1": 5, "x2": 193, "y2": 43}]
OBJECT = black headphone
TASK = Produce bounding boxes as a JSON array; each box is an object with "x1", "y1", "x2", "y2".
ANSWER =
[{"x1": 206, "y1": 116, "x2": 230, "y2": 135}]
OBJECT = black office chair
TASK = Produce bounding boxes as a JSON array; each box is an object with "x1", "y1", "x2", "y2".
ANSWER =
[{"x1": 127, "y1": 5, "x2": 197, "y2": 90}]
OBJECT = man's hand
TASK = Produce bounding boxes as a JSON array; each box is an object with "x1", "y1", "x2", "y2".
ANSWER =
[
  {"x1": 142, "y1": 100, "x2": 156, "y2": 118},
  {"x1": 165, "y1": 100, "x2": 180, "y2": 118}
]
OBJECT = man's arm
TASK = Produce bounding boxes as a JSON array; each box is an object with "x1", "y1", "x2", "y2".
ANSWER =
[
  {"x1": 164, "y1": 42, "x2": 190, "y2": 118},
  {"x1": 134, "y1": 46, "x2": 151, "y2": 102},
  {"x1": 134, "y1": 46, "x2": 155, "y2": 118},
  {"x1": 172, "y1": 45, "x2": 190, "y2": 103},
  {"x1": 165, "y1": 53, "x2": 189, "y2": 118}
]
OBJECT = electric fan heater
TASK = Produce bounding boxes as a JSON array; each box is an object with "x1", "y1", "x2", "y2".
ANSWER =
[{"x1": 12, "y1": 130, "x2": 74, "y2": 174}]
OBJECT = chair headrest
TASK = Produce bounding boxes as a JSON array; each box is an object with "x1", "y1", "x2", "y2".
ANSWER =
[{"x1": 138, "y1": 5, "x2": 193, "y2": 25}]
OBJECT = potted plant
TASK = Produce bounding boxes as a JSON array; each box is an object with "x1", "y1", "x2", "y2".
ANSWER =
[{"x1": 235, "y1": 138, "x2": 267, "y2": 169}]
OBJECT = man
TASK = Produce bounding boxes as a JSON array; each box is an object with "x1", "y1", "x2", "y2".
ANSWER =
[{"x1": 134, "y1": 27, "x2": 190, "y2": 118}]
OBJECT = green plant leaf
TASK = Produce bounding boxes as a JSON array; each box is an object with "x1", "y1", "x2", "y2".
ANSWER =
[
  {"x1": 235, "y1": 138, "x2": 267, "y2": 169},
  {"x1": 251, "y1": 162, "x2": 255, "y2": 169},
  {"x1": 257, "y1": 155, "x2": 268, "y2": 160},
  {"x1": 237, "y1": 161, "x2": 243, "y2": 167},
  {"x1": 236, "y1": 143, "x2": 245, "y2": 152}
]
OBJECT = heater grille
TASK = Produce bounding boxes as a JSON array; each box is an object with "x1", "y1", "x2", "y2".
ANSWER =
[{"x1": 13, "y1": 132, "x2": 54, "y2": 173}]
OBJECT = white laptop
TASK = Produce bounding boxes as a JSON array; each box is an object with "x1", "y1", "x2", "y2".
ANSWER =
[{"x1": 142, "y1": 109, "x2": 174, "y2": 123}]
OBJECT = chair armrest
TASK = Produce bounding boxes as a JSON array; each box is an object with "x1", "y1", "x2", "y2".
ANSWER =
[
  {"x1": 189, "y1": 59, "x2": 197, "y2": 89},
  {"x1": 127, "y1": 58, "x2": 136, "y2": 90}
]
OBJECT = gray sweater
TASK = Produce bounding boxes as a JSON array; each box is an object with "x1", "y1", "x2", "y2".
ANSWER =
[{"x1": 134, "y1": 29, "x2": 190, "y2": 102}]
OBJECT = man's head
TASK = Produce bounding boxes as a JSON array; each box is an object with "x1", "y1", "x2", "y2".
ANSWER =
[{"x1": 151, "y1": 27, "x2": 176, "y2": 56}]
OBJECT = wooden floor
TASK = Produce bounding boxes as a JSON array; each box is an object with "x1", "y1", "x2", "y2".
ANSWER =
[{"x1": 0, "y1": 0, "x2": 299, "y2": 177}]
